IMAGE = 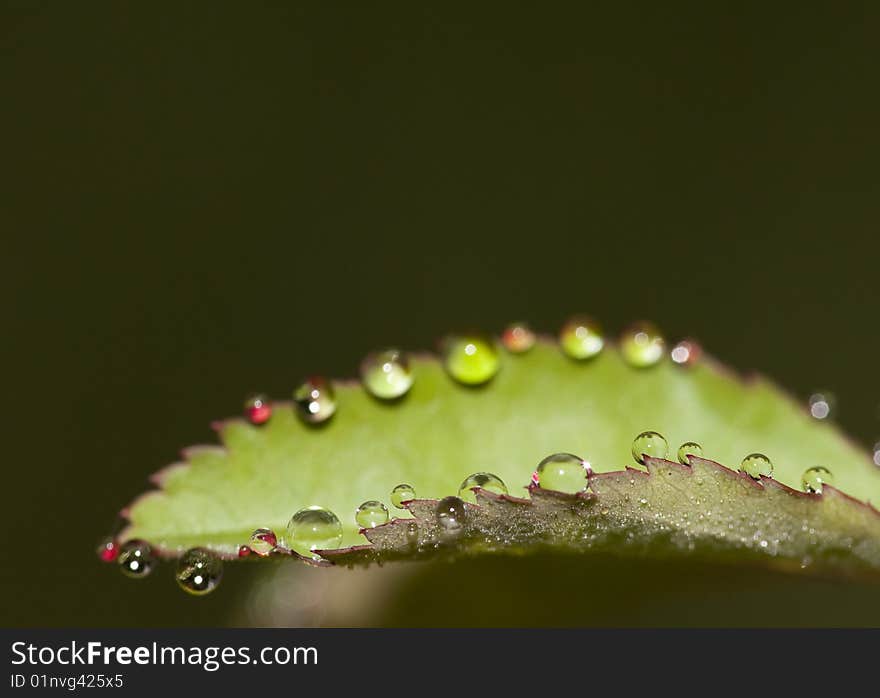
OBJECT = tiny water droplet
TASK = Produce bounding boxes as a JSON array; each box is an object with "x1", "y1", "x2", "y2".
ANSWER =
[
  {"x1": 808, "y1": 391, "x2": 835, "y2": 420},
  {"x1": 390, "y1": 483, "x2": 416, "y2": 509},
  {"x1": 360, "y1": 349, "x2": 414, "y2": 400},
  {"x1": 248, "y1": 528, "x2": 278, "y2": 556},
  {"x1": 631, "y1": 431, "x2": 668, "y2": 465},
  {"x1": 176, "y1": 548, "x2": 223, "y2": 596},
  {"x1": 293, "y1": 377, "x2": 336, "y2": 424},
  {"x1": 501, "y1": 322, "x2": 536, "y2": 353},
  {"x1": 802, "y1": 466, "x2": 834, "y2": 494},
  {"x1": 457, "y1": 472, "x2": 508, "y2": 503},
  {"x1": 405, "y1": 520, "x2": 420, "y2": 546},
  {"x1": 740, "y1": 453, "x2": 773, "y2": 479},
  {"x1": 620, "y1": 322, "x2": 665, "y2": 368},
  {"x1": 286, "y1": 506, "x2": 343, "y2": 559},
  {"x1": 559, "y1": 315, "x2": 604, "y2": 360},
  {"x1": 244, "y1": 394, "x2": 272, "y2": 425},
  {"x1": 670, "y1": 339, "x2": 701, "y2": 366},
  {"x1": 118, "y1": 540, "x2": 154, "y2": 579},
  {"x1": 534, "y1": 453, "x2": 589, "y2": 493},
  {"x1": 436, "y1": 496, "x2": 467, "y2": 537},
  {"x1": 677, "y1": 441, "x2": 703, "y2": 464},
  {"x1": 873, "y1": 441, "x2": 880, "y2": 467},
  {"x1": 96, "y1": 537, "x2": 119, "y2": 563},
  {"x1": 355, "y1": 500, "x2": 390, "y2": 528},
  {"x1": 442, "y1": 334, "x2": 500, "y2": 385},
  {"x1": 238, "y1": 545, "x2": 252, "y2": 558}
]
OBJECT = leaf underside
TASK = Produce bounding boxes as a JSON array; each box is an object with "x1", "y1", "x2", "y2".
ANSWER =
[{"x1": 117, "y1": 339, "x2": 880, "y2": 578}]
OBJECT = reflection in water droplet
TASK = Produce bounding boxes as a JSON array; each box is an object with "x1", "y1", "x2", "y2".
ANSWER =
[
  {"x1": 360, "y1": 349, "x2": 413, "y2": 400},
  {"x1": 118, "y1": 540, "x2": 154, "y2": 579},
  {"x1": 355, "y1": 500, "x2": 390, "y2": 528},
  {"x1": 620, "y1": 322, "x2": 665, "y2": 368},
  {"x1": 631, "y1": 431, "x2": 669, "y2": 465},
  {"x1": 436, "y1": 496, "x2": 467, "y2": 537},
  {"x1": 802, "y1": 466, "x2": 834, "y2": 494},
  {"x1": 176, "y1": 548, "x2": 223, "y2": 596},
  {"x1": 442, "y1": 334, "x2": 500, "y2": 385},
  {"x1": 390, "y1": 483, "x2": 416, "y2": 509},
  {"x1": 670, "y1": 339, "x2": 701, "y2": 367},
  {"x1": 248, "y1": 528, "x2": 278, "y2": 556},
  {"x1": 501, "y1": 322, "x2": 536, "y2": 353},
  {"x1": 559, "y1": 315, "x2": 604, "y2": 360},
  {"x1": 534, "y1": 453, "x2": 589, "y2": 493},
  {"x1": 808, "y1": 392, "x2": 835, "y2": 420},
  {"x1": 96, "y1": 537, "x2": 119, "y2": 563},
  {"x1": 677, "y1": 441, "x2": 703, "y2": 464},
  {"x1": 238, "y1": 545, "x2": 252, "y2": 558},
  {"x1": 286, "y1": 506, "x2": 343, "y2": 559},
  {"x1": 740, "y1": 453, "x2": 773, "y2": 479},
  {"x1": 457, "y1": 472, "x2": 508, "y2": 503},
  {"x1": 244, "y1": 394, "x2": 272, "y2": 425},
  {"x1": 293, "y1": 377, "x2": 336, "y2": 424}
]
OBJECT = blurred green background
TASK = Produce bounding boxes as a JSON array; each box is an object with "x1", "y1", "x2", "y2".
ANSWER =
[{"x1": 3, "y1": 2, "x2": 880, "y2": 626}]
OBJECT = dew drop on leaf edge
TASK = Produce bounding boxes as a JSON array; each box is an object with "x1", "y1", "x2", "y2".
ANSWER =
[
  {"x1": 355, "y1": 500, "x2": 390, "y2": 528},
  {"x1": 740, "y1": 453, "x2": 773, "y2": 479},
  {"x1": 457, "y1": 472, "x2": 508, "y2": 503},
  {"x1": 286, "y1": 506, "x2": 343, "y2": 559},
  {"x1": 360, "y1": 349, "x2": 414, "y2": 400},
  {"x1": 248, "y1": 528, "x2": 277, "y2": 556},
  {"x1": 390, "y1": 483, "x2": 416, "y2": 509},
  {"x1": 118, "y1": 540, "x2": 154, "y2": 579},
  {"x1": 501, "y1": 322, "x2": 536, "y2": 353},
  {"x1": 631, "y1": 431, "x2": 669, "y2": 465},
  {"x1": 677, "y1": 441, "x2": 703, "y2": 464},
  {"x1": 802, "y1": 466, "x2": 834, "y2": 494},
  {"x1": 176, "y1": 548, "x2": 223, "y2": 596},
  {"x1": 436, "y1": 496, "x2": 467, "y2": 537},
  {"x1": 244, "y1": 393, "x2": 272, "y2": 425},
  {"x1": 620, "y1": 321, "x2": 665, "y2": 368},
  {"x1": 559, "y1": 315, "x2": 604, "y2": 361},
  {"x1": 441, "y1": 334, "x2": 500, "y2": 385},
  {"x1": 534, "y1": 453, "x2": 589, "y2": 493},
  {"x1": 96, "y1": 537, "x2": 119, "y2": 563},
  {"x1": 293, "y1": 377, "x2": 336, "y2": 424}
]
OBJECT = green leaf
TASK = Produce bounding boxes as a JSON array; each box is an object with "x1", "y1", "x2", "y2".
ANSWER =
[{"x1": 118, "y1": 339, "x2": 880, "y2": 576}]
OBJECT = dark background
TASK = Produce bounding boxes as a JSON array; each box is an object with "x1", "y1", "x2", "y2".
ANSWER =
[{"x1": 3, "y1": 2, "x2": 879, "y2": 626}]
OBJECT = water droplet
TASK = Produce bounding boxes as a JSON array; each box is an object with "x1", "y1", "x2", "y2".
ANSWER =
[
  {"x1": 802, "y1": 466, "x2": 834, "y2": 494},
  {"x1": 405, "y1": 521, "x2": 420, "y2": 546},
  {"x1": 559, "y1": 315, "x2": 604, "y2": 360},
  {"x1": 670, "y1": 339, "x2": 701, "y2": 366},
  {"x1": 360, "y1": 349, "x2": 413, "y2": 400},
  {"x1": 286, "y1": 506, "x2": 343, "y2": 559},
  {"x1": 631, "y1": 431, "x2": 668, "y2": 465},
  {"x1": 293, "y1": 377, "x2": 336, "y2": 424},
  {"x1": 442, "y1": 334, "x2": 500, "y2": 385},
  {"x1": 244, "y1": 394, "x2": 272, "y2": 425},
  {"x1": 355, "y1": 500, "x2": 390, "y2": 528},
  {"x1": 436, "y1": 496, "x2": 467, "y2": 537},
  {"x1": 237, "y1": 545, "x2": 252, "y2": 558},
  {"x1": 96, "y1": 537, "x2": 119, "y2": 563},
  {"x1": 620, "y1": 322, "x2": 665, "y2": 368},
  {"x1": 677, "y1": 441, "x2": 703, "y2": 464},
  {"x1": 873, "y1": 441, "x2": 880, "y2": 467},
  {"x1": 501, "y1": 322, "x2": 536, "y2": 353},
  {"x1": 808, "y1": 391, "x2": 835, "y2": 420},
  {"x1": 534, "y1": 453, "x2": 589, "y2": 493},
  {"x1": 390, "y1": 483, "x2": 416, "y2": 509},
  {"x1": 118, "y1": 540, "x2": 154, "y2": 579},
  {"x1": 176, "y1": 548, "x2": 223, "y2": 596},
  {"x1": 457, "y1": 472, "x2": 508, "y2": 503},
  {"x1": 248, "y1": 528, "x2": 278, "y2": 556},
  {"x1": 740, "y1": 453, "x2": 773, "y2": 479}
]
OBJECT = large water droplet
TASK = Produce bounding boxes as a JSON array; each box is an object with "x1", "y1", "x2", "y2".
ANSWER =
[
  {"x1": 677, "y1": 441, "x2": 703, "y2": 464},
  {"x1": 118, "y1": 540, "x2": 154, "y2": 579},
  {"x1": 360, "y1": 349, "x2": 413, "y2": 400},
  {"x1": 176, "y1": 548, "x2": 223, "y2": 596},
  {"x1": 620, "y1": 322, "x2": 665, "y2": 368},
  {"x1": 559, "y1": 315, "x2": 604, "y2": 360},
  {"x1": 96, "y1": 537, "x2": 119, "y2": 563},
  {"x1": 436, "y1": 496, "x2": 467, "y2": 537},
  {"x1": 534, "y1": 453, "x2": 589, "y2": 493},
  {"x1": 248, "y1": 528, "x2": 277, "y2": 556},
  {"x1": 390, "y1": 483, "x2": 416, "y2": 509},
  {"x1": 293, "y1": 377, "x2": 336, "y2": 424},
  {"x1": 286, "y1": 506, "x2": 343, "y2": 559},
  {"x1": 244, "y1": 394, "x2": 272, "y2": 425},
  {"x1": 442, "y1": 334, "x2": 500, "y2": 385},
  {"x1": 802, "y1": 466, "x2": 834, "y2": 494},
  {"x1": 670, "y1": 339, "x2": 701, "y2": 367},
  {"x1": 740, "y1": 453, "x2": 773, "y2": 479},
  {"x1": 355, "y1": 500, "x2": 390, "y2": 528},
  {"x1": 808, "y1": 391, "x2": 835, "y2": 420},
  {"x1": 631, "y1": 431, "x2": 668, "y2": 465},
  {"x1": 501, "y1": 322, "x2": 536, "y2": 353},
  {"x1": 457, "y1": 472, "x2": 508, "y2": 503}
]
